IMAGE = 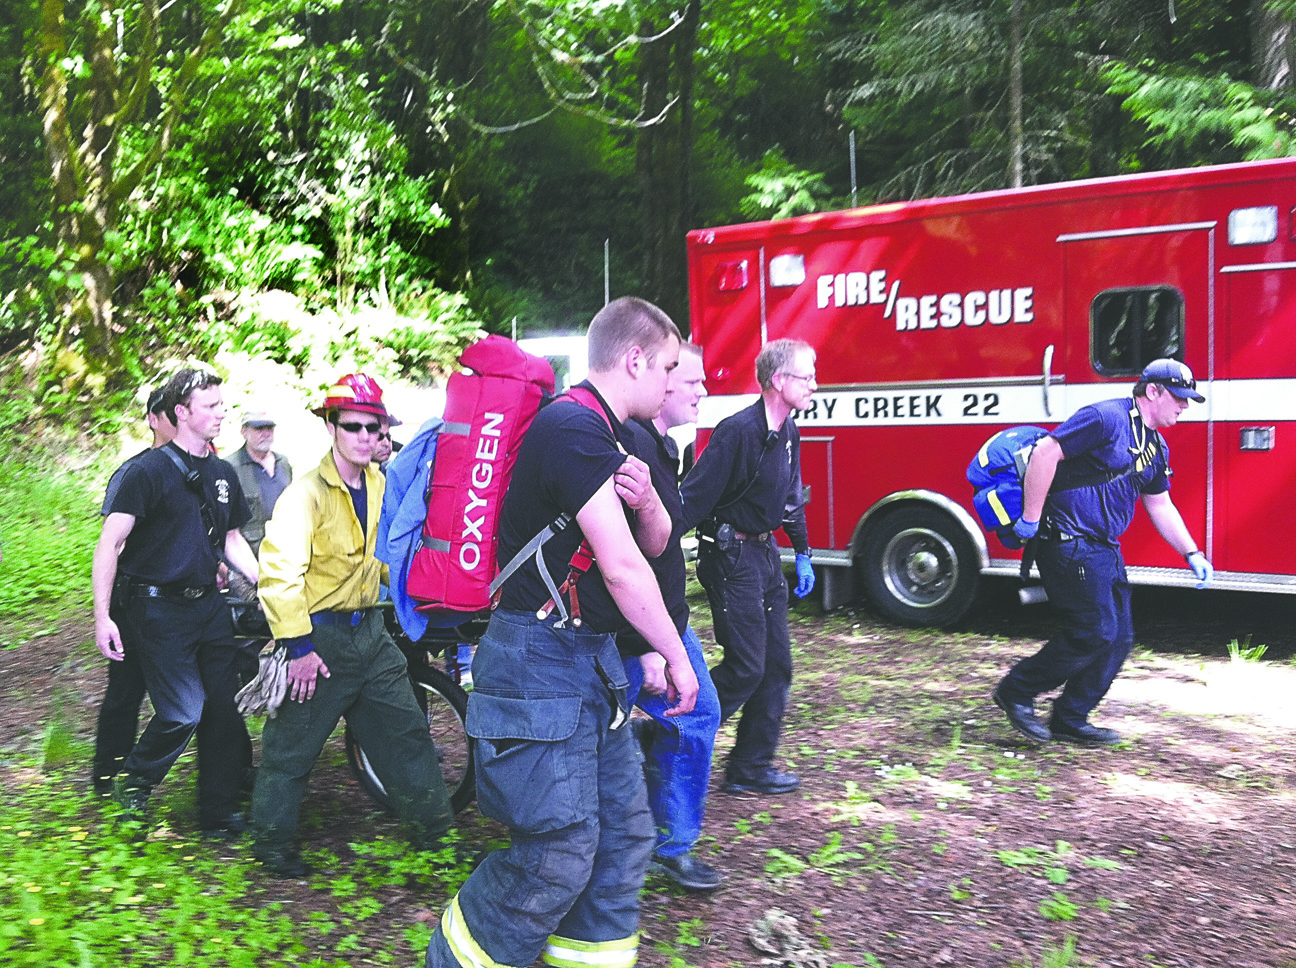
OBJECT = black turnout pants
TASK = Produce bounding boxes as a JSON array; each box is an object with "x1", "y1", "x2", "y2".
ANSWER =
[
  {"x1": 92, "y1": 636, "x2": 147, "y2": 791},
  {"x1": 697, "y1": 535, "x2": 793, "y2": 781},
  {"x1": 116, "y1": 591, "x2": 250, "y2": 825}
]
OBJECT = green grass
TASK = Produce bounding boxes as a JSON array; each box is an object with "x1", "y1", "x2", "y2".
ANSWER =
[
  {"x1": 0, "y1": 435, "x2": 109, "y2": 628},
  {"x1": 0, "y1": 762, "x2": 474, "y2": 966}
]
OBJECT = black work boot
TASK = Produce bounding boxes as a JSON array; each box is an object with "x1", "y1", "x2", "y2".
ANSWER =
[
  {"x1": 256, "y1": 845, "x2": 313, "y2": 880},
  {"x1": 1049, "y1": 721, "x2": 1121, "y2": 747},
  {"x1": 992, "y1": 683, "x2": 1051, "y2": 743},
  {"x1": 111, "y1": 777, "x2": 152, "y2": 824},
  {"x1": 650, "y1": 851, "x2": 724, "y2": 890}
]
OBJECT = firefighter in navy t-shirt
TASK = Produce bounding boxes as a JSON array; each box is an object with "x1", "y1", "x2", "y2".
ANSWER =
[
  {"x1": 425, "y1": 297, "x2": 699, "y2": 968},
  {"x1": 994, "y1": 359, "x2": 1213, "y2": 746},
  {"x1": 92, "y1": 368, "x2": 259, "y2": 836}
]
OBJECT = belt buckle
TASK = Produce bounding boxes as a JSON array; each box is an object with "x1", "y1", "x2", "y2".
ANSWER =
[
  {"x1": 350, "y1": 609, "x2": 364, "y2": 627},
  {"x1": 182, "y1": 586, "x2": 203, "y2": 600}
]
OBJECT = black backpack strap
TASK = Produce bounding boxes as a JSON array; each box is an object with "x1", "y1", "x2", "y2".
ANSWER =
[{"x1": 160, "y1": 446, "x2": 222, "y2": 554}]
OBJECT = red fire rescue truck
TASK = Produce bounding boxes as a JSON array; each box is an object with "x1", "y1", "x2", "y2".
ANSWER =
[{"x1": 686, "y1": 157, "x2": 1296, "y2": 626}]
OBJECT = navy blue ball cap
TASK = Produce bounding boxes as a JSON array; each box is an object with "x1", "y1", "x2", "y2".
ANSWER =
[{"x1": 1141, "y1": 358, "x2": 1205, "y2": 402}]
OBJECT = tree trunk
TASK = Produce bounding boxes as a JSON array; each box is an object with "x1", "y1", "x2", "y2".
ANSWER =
[
  {"x1": 34, "y1": 0, "x2": 233, "y2": 369},
  {"x1": 670, "y1": 0, "x2": 701, "y2": 331},
  {"x1": 635, "y1": 15, "x2": 675, "y2": 312},
  {"x1": 1252, "y1": 0, "x2": 1295, "y2": 89},
  {"x1": 38, "y1": 0, "x2": 119, "y2": 362},
  {"x1": 1009, "y1": 0, "x2": 1023, "y2": 188}
]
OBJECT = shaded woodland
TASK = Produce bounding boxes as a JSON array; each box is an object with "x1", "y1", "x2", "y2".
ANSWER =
[{"x1": 2, "y1": 0, "x2": 1294, "y2": 390}]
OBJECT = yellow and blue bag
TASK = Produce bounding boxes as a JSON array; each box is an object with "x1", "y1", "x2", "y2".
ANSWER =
[{"x1": 966, "y1": 426, "x2": 1050, "y2": 550}]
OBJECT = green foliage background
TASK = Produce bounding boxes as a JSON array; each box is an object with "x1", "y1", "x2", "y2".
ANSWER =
[
  {"x1": 4, "y1": 0, "x2": 1294, "y2": 372},
  {"x1": 1, "y1": 0, "x2": 1295, "y2": 621}
]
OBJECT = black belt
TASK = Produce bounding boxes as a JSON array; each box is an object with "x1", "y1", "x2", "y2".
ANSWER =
[
  {"x1": 733, "y1": 530, "x2": 771, "y2": 542},
  {"x1": 1039, "y1": 528, "x2": 1078, "y2": 542},
  {"x1": 123, "y1": 580, "x2": 215, "y2": 601},
  {"x1": 310, "y1": 608, "x2": 375, "y2": 628}
]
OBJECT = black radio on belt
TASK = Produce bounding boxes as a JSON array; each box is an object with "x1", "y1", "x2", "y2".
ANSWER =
[{"x1": 697, "y1": 520, "x2": 738, "y2": 552}]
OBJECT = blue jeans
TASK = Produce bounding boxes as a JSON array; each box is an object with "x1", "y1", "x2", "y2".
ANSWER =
[
  {"x1": 426, "y1": 610, "x2": 652, "y2": 968},
  {"x1": 623, "y1": 625, "x2": 721, "y2": 859},
  {"x1": 1000, "y1": 536, "x2": 1134, "y2": 729}
]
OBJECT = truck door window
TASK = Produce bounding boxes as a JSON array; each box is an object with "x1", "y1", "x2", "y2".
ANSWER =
[{"x1": 1090, "y1": 286, "x2": 1184, "y2": 375}]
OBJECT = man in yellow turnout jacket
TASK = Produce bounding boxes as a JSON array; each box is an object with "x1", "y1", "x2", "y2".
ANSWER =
[{"x1": 253, "y1": 373, "x2": 452, "y2": 878}]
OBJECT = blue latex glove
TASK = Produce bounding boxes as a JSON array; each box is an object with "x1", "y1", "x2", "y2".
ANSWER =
[
  {"x1": 1012, "y1": 517, "x2": 1040, "y2": 541},
  {"x1": 794, "y1": 554, "x2": 815, "y2": 598},
  {"x1": 1187, "y1": 551, "x2": 1213, "y2": 589}
]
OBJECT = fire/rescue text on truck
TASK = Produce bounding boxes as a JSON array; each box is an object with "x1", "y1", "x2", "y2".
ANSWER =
[{"x1": 815, "y1": 271, "x2": 1034, "y2": 331}]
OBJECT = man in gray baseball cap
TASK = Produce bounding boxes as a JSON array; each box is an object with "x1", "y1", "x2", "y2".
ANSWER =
[{"x1": 227, "y1": 409, "x2": 292, "y2": 558}]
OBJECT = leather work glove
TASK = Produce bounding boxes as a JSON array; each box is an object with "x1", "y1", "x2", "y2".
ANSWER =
[
  {"x1": 1012, "y1": 517, "x2": 1040, "y2": 542},
  {"x1": 793, "y1": 554, "x2": 815, "y2": 598},
  {"x1": 1186, "y1": 551, "x2": 1213, "y2": 589},
  {"x1": 235, "y1": 646, "x2": 290, "y2": 718}
]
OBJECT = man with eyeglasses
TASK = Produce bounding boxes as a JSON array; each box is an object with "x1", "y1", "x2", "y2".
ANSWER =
[
  {"x1": 227, "y1": 410, "x2": 292, "y2": 558},
  {"x1": 993, "y1": 358, "x2": 1213, "y2": 747},
  {"x1": 92, "y1": 368, "x2": 259, "y2": 838},
  {"x1": 253, "y1": 373, "x2": 452, "y2": 878},
  {"x1": 681, "y1": 337, "x2": 816, "y2": 797}
]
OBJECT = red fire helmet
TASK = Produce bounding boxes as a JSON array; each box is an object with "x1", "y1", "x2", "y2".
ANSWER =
[{"x1": 312, "y1": 373, "x2": 394, "y2": 421}]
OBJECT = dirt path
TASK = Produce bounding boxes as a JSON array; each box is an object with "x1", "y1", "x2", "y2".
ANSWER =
[{"x1": 3, "y1": 586, "x2": 1296, "y2": 967}]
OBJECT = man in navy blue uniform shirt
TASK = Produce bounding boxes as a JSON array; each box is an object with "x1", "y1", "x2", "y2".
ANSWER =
[
  {"x1": 93, "y1": 368, "x2": 260, "y2": 835},
  {"x1": 681, "y1": 338, "x2": 816, "y2": 795},
  {"x1": 994, "y1": 358, "x2": 1213, "y2": 746}
]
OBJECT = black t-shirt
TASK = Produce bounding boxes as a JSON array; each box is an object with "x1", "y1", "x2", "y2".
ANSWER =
[
  {"x1": 101, "y1": 448, "x2": 150, "y2": 514},
  {"x1": 680, "y1": 399, "x2": 810, "y2": 554},
  {"x1": 109, "y1": 443, "x2": 251, "y2": 586},
  {"x1": 496, "y1": 384, "x2": 632, "y2": 634},
  {"x1": 616, "y1": 418, "x2": 689, "y2": 657}
]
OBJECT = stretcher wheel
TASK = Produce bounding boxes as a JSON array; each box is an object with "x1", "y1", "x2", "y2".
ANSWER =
[
  {"x1": 857, "y1": 505, "x2": 979, "y2": 627},
  {"x1": 345, "y1": 661, "x2": 475, "y2": 816}
]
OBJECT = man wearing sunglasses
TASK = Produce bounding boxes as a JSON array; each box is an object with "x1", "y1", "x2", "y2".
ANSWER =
[
  {"x1": 253, "y1": 373, "x2": 452, "y2": 878},
  {"x1": 371, "y1": 419, "x2": 395, "y2": 470},
  {"x1": 92, "y1": 368, "x2": 259, "y2": 838},
  {"x1": 994, "y1": 358, "x2": 1212, "y2": 747}
]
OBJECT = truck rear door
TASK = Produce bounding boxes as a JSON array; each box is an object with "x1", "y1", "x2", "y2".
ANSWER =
[{"x1": 1060, "y1": 223, "x2": 1214, "y2": 568}]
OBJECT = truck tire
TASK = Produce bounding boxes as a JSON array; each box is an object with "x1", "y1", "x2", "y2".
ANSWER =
[{"x1": 857, "y1": 505, "x2": 979, "y2": 627}]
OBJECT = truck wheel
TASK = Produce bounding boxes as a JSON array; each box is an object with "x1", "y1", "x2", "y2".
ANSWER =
[{"x1": 857, "y1": 506, "x2": 979, "y2": 627}]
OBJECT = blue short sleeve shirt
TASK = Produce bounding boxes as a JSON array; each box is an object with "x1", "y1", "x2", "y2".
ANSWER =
[{"x1": 1044, "y1": 397, "x2": 1170, "y2": 545}]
